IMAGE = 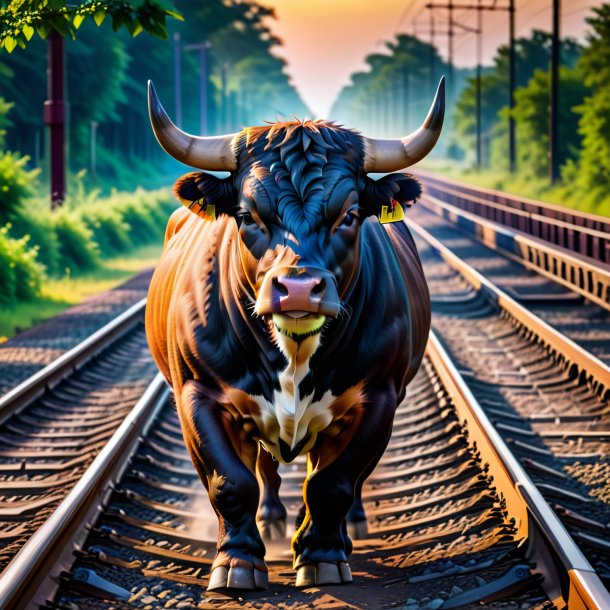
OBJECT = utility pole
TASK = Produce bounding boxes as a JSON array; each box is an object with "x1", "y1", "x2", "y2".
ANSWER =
[
  {"x1": 220, "y1": 61, "x2": 228, "y2": 133},
  {"x1": 429, "y1": 10, "x2": 436, "y2": 92},
  {"x1": 173, "y1": 32, "x2": 182, "y2": 128},
  {"x1": 476, "y1": 0, "x2": 482, "y2": 168},
  {"x1": 44, "y1": 32, "x2": 66, "y2": 208},
  {"x1": 550, "y1": 0, "x2": 560, "y2": 184},
  {"x1": 185, "y1": 40, "x2": 212, "y2": 135},
  {"x1": 425, "y1": 1, "x2": 516, "y2": 171},
  {"x1": 508, "y1": 0, "x2": 516, "y2": 173},
  {"x1": 448, "y1": 0, "x2": 454, "y2": 97},
  {"x1": 90, "y1": 121, "x2": 98, "y2": 176}
]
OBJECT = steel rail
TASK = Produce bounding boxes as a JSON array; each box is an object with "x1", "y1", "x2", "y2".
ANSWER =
[
  {"x1": 407, "y1": 219, "x2": 610, "y2": 399},
  {"x1": 416, "y1": 168, "x2": 610, "y2": 236},
  {"x1": 420, "y1": 194, "x2": 610, "y2": 311},
  {"x1": 0, "y1": 298, "x2": 147, "y2": 427},
  {"x1": 0, "y1": 373, "x2": 169, "y2": 610},
  {"x1": 416, "y1": 170, "x2": 610, "y2": 266},
  {"x1": 426, "y1": 331, "x2": 610, "y2": 609}
]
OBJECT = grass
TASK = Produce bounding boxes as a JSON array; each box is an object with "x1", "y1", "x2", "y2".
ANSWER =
[
  {"x1": 0, "y1": 243, "x2": 162, "y2": 341},
  {"x1": 419, "y1": 160, "x2": 610, "y2": 218}
]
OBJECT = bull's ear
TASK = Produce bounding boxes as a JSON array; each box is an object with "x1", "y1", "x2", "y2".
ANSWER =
[
  {"x1": 173, "y1": 171, "x2": 236, "y2": 221},
  {"x1": 359, "y1": 173, "x2": 422, "y2": 223}
]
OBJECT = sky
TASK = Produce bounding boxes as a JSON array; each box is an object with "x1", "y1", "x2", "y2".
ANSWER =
[{"x1": 261, "y1": 0, "x2": 600, "y2": 118}]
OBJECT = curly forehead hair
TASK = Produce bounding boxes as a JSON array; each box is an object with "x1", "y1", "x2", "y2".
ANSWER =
[{"x1": 236, "y1": 120, "x2": 364, "y2": 233}]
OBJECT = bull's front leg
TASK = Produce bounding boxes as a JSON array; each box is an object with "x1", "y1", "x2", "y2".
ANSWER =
[
  {"x1": 292, "y1": 385, "x2": 396, "y2": 586},
  {"x1": 256, "y1": 446, "x2": 287, "y2": 541},
  {"x1": 178, "y1": 380, "x2": 268, "y2": 591}
]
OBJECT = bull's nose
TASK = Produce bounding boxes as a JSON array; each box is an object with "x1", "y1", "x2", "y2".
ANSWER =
[{"x1": 255, "y1": 267, "x2": 340, "y2": 318}]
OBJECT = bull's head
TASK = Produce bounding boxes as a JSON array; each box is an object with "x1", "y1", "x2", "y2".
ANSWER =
[{"x1": 148, "y1": 80, "x2": 443, "y2": 346}]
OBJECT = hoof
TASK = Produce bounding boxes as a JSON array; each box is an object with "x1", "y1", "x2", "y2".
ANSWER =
[
  {"x1": 295, "y1": 561, "x2": 353, "y2": 587},
  {"x1": 347, "y1": 519, "x2": 368, "y2": 540},
  {"x1": 258, "y1": 519, "x2": 286, "y2": 542},
  {"x1": 207, "y1": 564, "x2": 268, "y2": 592}
]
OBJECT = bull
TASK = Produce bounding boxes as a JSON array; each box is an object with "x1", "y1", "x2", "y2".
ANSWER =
[{"x1": 145, "y1": 78, "x2": 444, "y2": 592}]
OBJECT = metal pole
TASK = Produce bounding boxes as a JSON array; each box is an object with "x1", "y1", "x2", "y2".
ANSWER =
[
  {"x1": 448, "y1": 0, "x2": 454, "y2": 98},
  {"x1": 476, "y1": 0, "x2": 482, "y2": 168},
  {"x1": 430, "y1": 10, "x2": 436, "y2": 92},
  {"x1": 221, "y1": 61, "x2": 227, "y2": 133},
  {"x1": 173, "y1": 32, "x2": 182, "y2": 128},
  {"x1": 44, "y1": 32, "x2": 66, "y2": 209},
  {"x1": 90, "y1": 121, "x2": 98, "y2": 176},
  {"x1": 199, "y1": 44, "x2": 207, "y2": 134},
  {"x1": 508, "y1": 0, "x2": 516, "y2": 173},
  {"x1": 550, "y1": 0, "x2": 560, "y2": 184}
]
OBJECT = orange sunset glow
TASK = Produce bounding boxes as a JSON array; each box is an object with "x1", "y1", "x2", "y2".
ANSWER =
[{"x1": 263, "y1": 0, "x2": 601, "y2": 117}]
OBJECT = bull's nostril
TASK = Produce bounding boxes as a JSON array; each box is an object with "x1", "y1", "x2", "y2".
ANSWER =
[
  {"x1": 273, "y1": 277, "x2": 289, "y2": 296},
  {"x1": 311, "y1": 278, "x2": 326, "y2": 295}
]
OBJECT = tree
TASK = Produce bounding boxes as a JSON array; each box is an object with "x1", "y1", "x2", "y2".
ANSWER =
[
  {"x1": 493, "y1": 67, "x2": 588, "y2": 179},
  {"x1": 0, "y1": 0, "x2": 181, "y2": 52},
  {"x1": 330, "y1": 34, "x2": 449, "y2": 138},
  {"x1": 0, "y1": 0, "x2": 182, "y2": 205},
  {"x1": 565, "y1": 4, "x2": 610, "y2": 205},
  {"x1": 451, "y1": 30, "x2": 582, "y2": 167}
]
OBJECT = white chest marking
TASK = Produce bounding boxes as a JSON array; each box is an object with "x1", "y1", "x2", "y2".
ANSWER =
[{"x1": 251, "y1": 328, "x2": 336, "y2": 463}]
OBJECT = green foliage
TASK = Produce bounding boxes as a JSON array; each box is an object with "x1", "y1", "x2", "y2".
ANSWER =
[
  {"x1": 490, "y1": 67, "x2": 589, "y2": 178},
  {"x1": 52, "y1": 209, "x2": 99, "y2": 272},
  {"x1": 451, "y1": 31, "x2": 582, "y2": 166},
  {"x1": 0, "y1": 0, "x2": 182, "y2": 52},
  {"x1": 0, "y1": 224, "x2": 44, "y2": 303},
  {"x1": 0, "y1": 1, "x2": 308, "y2": 193},
  {"x1": 0, "y1": 149, "x2": 40, "y2": 220},
  {"x1": 0, "y1": 97, "x2": 12, "y2": 146},
  {"x1": 563, "y1": 4, "x2": 610, "y2": 207},
  {"x1": 9, "y1": 205, "x2": 61, "y2": 274}
]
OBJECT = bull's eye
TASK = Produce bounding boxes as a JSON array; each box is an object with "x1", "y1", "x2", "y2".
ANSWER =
[
  {"x1": 342, "y1": 211, "x2": 357, "y2": 227},
  {"x1": 238, "y1": 211, "x2": 255, "y2": 226},
  {"x1": 337, "y1": 207, "x2": 359, "y2": 231}
]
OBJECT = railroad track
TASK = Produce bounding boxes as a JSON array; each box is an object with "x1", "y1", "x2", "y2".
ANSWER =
[
  {"x1": 407, "y1": 213, "x2": 610, "y2": 597},
  {"x1": 414, "y1": 170, "x2": 610, "y2": 310},
  {"x1": 415, "y1": 169, "x2": 610, "y2": 264},
  {"x1": 1, "y1": 329, "x2": 608, "y2": 609},
  {"x1": 0, "y1": 299, "x2": 158, "y2": 576}
]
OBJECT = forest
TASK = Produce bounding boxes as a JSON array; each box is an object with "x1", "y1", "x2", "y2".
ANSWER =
[{"x1": 0, "y1": 0, "x2": 308, "y2": 331}]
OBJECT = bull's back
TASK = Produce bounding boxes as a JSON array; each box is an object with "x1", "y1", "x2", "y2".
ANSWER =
[
  {"x1": 145, "y1": 208, "x2": 220, "y2": 387},
  {"x1": 384, "y1": 220, "x2": 431, "y2": 384}
]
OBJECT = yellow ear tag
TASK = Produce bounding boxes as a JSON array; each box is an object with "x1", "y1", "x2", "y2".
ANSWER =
[
  {"x1": 378, "y1": 198, "x2": 405, "y2": 224},
  {"x1": 200, "y1": 204, "x2": 215, "y2": 221},
  {"x1": 188, "y1": 198, "x2": 216, "y2": 221}
]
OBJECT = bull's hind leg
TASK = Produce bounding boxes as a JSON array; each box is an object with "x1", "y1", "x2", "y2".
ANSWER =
[
  {"x1": 178, "y1": 381, "x2": 268, "y2": 591},
  {"x1": 346, "y1": 439, "x2": 388, "y2": 540},
  {"x1": 292, "y1": 387, "x2": 395, "y2": 587},
  {"x1": 256, "y1": 447, "x2": 287, "y2": 541}
]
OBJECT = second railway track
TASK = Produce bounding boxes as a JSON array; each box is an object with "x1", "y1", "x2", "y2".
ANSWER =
[{"x1": 0, "y1": 299, "x2": 157, "y2": 575}]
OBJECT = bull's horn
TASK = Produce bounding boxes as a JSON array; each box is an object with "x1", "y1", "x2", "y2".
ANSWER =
[
  {"x1": 148, "y1": 80, "x2": 238, "y2": 171},
  {"x1": 362, "y1": 76, "x2": 445, "y2": 173}
]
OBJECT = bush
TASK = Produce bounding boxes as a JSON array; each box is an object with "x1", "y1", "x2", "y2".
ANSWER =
[
  {"x1": 52, "y1": 211, "x2": 99, "y2": 273},
  {"x1": 0, "y1": 150, "x2": 40, "y2": 221},
  {"x1": 9, "y1": 186, "x2": 176, "y2": 276},
  {"x1": 10, "y1": 207, "x2": 61, "y2": 275},
  {"x1": 82, "y1": 205, "x2": 131, "y2": 257},
  {"x1": 0, "y1": 225, "x2": 44, "y2": 304}
]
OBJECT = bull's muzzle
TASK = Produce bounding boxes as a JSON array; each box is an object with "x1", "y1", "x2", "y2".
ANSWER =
[{"x1": 255, "y1": 267, "x2": 340, "y2": 318}]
